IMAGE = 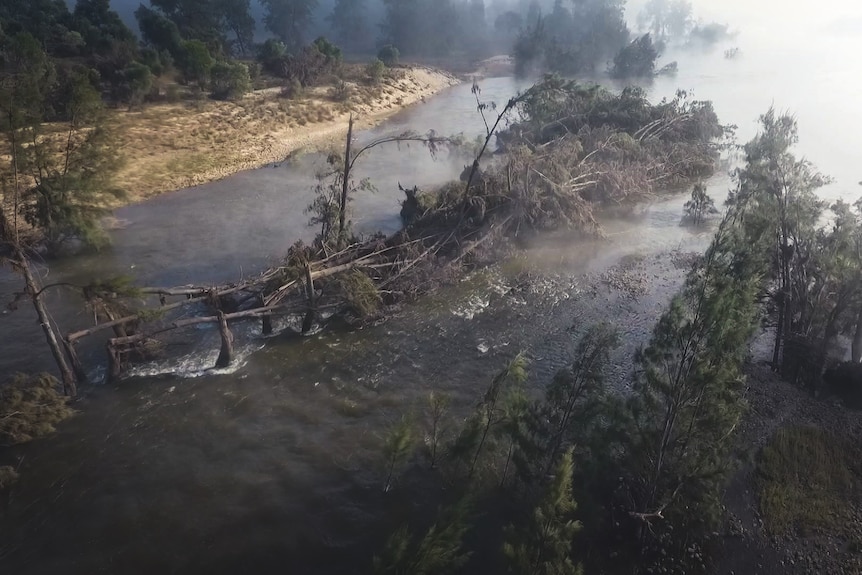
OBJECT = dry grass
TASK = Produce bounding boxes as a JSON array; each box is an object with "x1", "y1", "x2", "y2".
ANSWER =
[
  {"x1": 757, "y1": 426, "x2": 862, "y2": 536},
  {"x1": 103, "y1": 66, "x2": 458, "y2": 203}
]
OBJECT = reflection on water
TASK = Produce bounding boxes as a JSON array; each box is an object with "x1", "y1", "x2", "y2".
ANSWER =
[{"x1": 2, "y1": 22, "x2": 862, "y2": 574}]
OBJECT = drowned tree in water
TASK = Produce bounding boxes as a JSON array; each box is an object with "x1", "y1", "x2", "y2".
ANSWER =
[{"x1": 0, "y1": 33, "x2": 124, "y2": 396}]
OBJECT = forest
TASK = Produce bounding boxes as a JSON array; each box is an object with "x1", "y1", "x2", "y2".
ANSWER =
[{"x1": 2, "y1": 1, "x2": 861, "y2": 575}]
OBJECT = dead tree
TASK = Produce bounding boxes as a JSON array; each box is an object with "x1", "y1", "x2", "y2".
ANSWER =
[{"x1": 215, "y1": 311, "x2": 234, "y2": 368}]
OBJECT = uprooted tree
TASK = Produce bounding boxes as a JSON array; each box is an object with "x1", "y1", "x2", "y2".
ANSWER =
[{"x1": 52, "y1": 76, "x2": 728, "y2": 384}]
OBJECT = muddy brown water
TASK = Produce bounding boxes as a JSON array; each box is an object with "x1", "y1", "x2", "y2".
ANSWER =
[{"x1": 2, "y1": 25, "x2": 862, "y2": 574}]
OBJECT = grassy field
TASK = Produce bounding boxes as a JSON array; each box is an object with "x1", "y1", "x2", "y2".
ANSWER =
[{"x1": 757, "y1": 425, "x2": 862, "y2": 537}]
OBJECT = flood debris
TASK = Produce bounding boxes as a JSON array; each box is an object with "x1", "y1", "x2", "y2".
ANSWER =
[{"x1": 64, "y1": 77, "x2": 727, "y2": 380}]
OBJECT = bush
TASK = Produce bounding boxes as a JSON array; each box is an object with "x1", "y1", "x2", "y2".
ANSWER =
[
  {"x1": 178, "y1": 39, "x2": 214, "y2": 88},
  {"x1": 210, "y1": 61, "x2": 252, "y2": 100},
  {"x1": 119, "y1": 61, "x2": 153, "y2": 108},
  {"x1": 257, "y1": 38, "x2": 287, "y2": 75},
  {"x1": 281, "y1": 78, "x2": 303, "y2": 99},
  {"x1": 140, "y1": 47, "x2": 164, "y2": 76},
  {"x1": 610, "y1": 34, "x2": 660, "y2": 79},
  {"x1": 312, "y1": 36, "x2": 342, "y2": 67},
  {"x1": 378, "y1": 44, "x2": 400, "y2": 67},
  {"x1": 366, "y1": 58, "x2": 386, "y2": 84},
  {"x1": 0, "y1": 373, "x2": 74, "y2": 445},
  {"x1": 683, "y1": 182, "x2": 718, "y2": 226},
  {"x1": 165, "y1": 83, "x2": 181, "y2": 102},
  {"x1": 329, "y1": 78, "x2": 352, "y2": 102}
]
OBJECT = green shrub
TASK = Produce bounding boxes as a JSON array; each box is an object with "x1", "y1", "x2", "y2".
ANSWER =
[
  {"x1": 210, "y1": 61, "x2": 252, "y2": 100},
  {"x1": 329, "y1": 78, "x2": 352, "y2": 102},
  {"x1": 178, "y1": 39, "x2": 214, "y2": 88},
  {"x1": 378, "y1": 44, "x2": 400, "y2": 67},
  {"x1": 366, "y1": 58, "x2": 386, "y2": 84},
  {"x1": 281, "y1": 78, "x2": 303, "y2": 100}
]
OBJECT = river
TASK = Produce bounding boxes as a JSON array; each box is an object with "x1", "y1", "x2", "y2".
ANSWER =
[{"x1": 2, "y1": 20, "x2": 861, "y2": 574}]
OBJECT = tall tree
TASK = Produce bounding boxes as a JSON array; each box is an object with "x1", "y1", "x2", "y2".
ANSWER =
[
  {"x1": 135, "y1": 4, "x2": 184, "y2": 57},
  {"x1": 0, "y1": 34, "x2": 76, "y2": 394},
  {"x1": 503, "y1": 448, "x2": 583, "y2": 575},
  {"x1": 150, "y1": 0, "x2": 227, "y2": 48},
  {"x1": 730, "y1": 109, "x2": 828, "y2": 374},
  {"x1": 261, "y1": 0, "x2": 319, "y2": 49},
  {"x1": 327, "y1": 0, "x2": 368, "y2": 52},
  {"x1": 20, "y1": 67, "x2": 124, "y2": 251},
  {"x1": 612, "y1": 206, "x2": 766, "y2": 562},
  {"x1": 218, "y1": 0, "x2": 255, "y2": 56},
  {"x1": 1, "y1": 33, "x2": 126, "y2": 396}
]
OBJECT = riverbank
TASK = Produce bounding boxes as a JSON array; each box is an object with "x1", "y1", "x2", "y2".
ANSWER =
[
  {"x1": 109, "y1": 66, "x2": 460, "y2": 203},
  {"x1": 714, "y1": 335, "x2": 862, "y2": 575}
]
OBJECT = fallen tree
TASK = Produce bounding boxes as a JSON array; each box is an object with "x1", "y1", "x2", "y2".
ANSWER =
[{"x1": 64, "y1": 76, "x2": 729, "y2": 381}]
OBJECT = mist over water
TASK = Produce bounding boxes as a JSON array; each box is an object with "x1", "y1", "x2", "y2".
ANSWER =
[{"x1": 4, "y1": 3, "x2": 862, "y2": 572}]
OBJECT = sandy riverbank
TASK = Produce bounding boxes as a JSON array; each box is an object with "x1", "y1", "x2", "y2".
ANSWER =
[{"x1": 110, "y1": 67, "x2": 461, "y2": 203}]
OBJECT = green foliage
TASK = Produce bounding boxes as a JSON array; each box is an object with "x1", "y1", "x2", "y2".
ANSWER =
[
  {"x1": 503, "y1": 448, "x2": 583, "y2": 575},
  {"x1": 513, "y1": 0, "x2": 630, "y2": 77},
  {"x1": 210, "y1": 60, "x2": 251, "y2": 100},
  {"x1": 281, "y1": 77, "x2": 303, "y2": 99},
  {"x1": 178, "y1": 39, "x2": 214, "y2": 88},
  {"x1": 312, "y1": 36, "x2": 342, "y2": 66},
  {"x1": 730, "y1": 108, "x2": 832, "y2": 381},
  {"x1": 683, "y1": 182, "x2": 717, "y2": 226},
  {"x1": 329, "y1": 78, "x2": 351, "y2": 102},
  {"x1": 637, "y1": 0, "x2": 693, "y2": 43},
  {"x1": 757, "y1": 426, "x2": 862, "y2": 536},
  {"x1": 373, "y1": 498, "x2": 473, "y2": 575},
  {"x1": 377, "y1": 44, "x2": 400, "y2": 67},
  {"x1": 382, "y1": 416, "x2": 415, "y2": 492},
  {"x1": 0, "y1": 373, "x2": 74, "y2": 445},
  {"x1": 610, "y1": 33, "x2": 660, "y2": 79},
  {"x1": 328, "y1": 0, "x2": 369, "y2": 52},
  {"x1": 73, "y1": 0, "x2": 138, "y2": 57},
  {"x1": 261, "y1": 0, "x2": 319, "y2": 49},
  {"x1": 257, "y1": 38, "x2": 287, "y2": 75},
  {"x1": 135, "y1": 4, "x2": 184, "y2": 58},
  {"x1": 5, "y1": 63, "x2": 125, "y2": 252},
  {"x1": 608, "y1": 209, "x2": 764, "y2": 564},
  {"x1": 366, "y1": 58, "x2": 386, "y2": 84},
  {"x1": 139, "y1": 47, "x2": 166, "y2": 77},
  {"x1": 119, "y1": 61, "x2": 154, "y2": 108},
  {"x1": 337, "y1": 270, "x2": 382, "y2": 319},
  {"x1": 424, "y1": 391, "x2": 451, "y2": 469},
  {"x1": 220, "y1": 0, "x2": 255, "y2": 56},
  {"x1": 450, "y1": 353, "x2": 529, "y2": 481},
  {"x1": 528, "y1": 324, "x2": 619, "y2": 477}
]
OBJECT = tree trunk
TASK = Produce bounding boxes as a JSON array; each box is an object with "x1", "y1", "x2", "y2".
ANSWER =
[
  {"x1": 338, "y1": 115, "x2": 353, "y2": 246},
  {"x1": 17, "y1": 254, "x2": 78, "y2": 396},
  {"x1": 853, "y1": 307, "x2": 862, "y2": 363},
  {"x1": 261, "y1": 296, "x2": 273, "y2": 336},
  {"x1": 301, "y1": 262, "x2": 316, "y2": 334},
  {"x1": 62, "y1": 338, "x2": 88, "y2": 383},
  {"x1": 106, "y1": 342, "x2": 123, "y2": 382},
  {"x1": 215, "y1": 311, "x2": 234, "y2": 368}
]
